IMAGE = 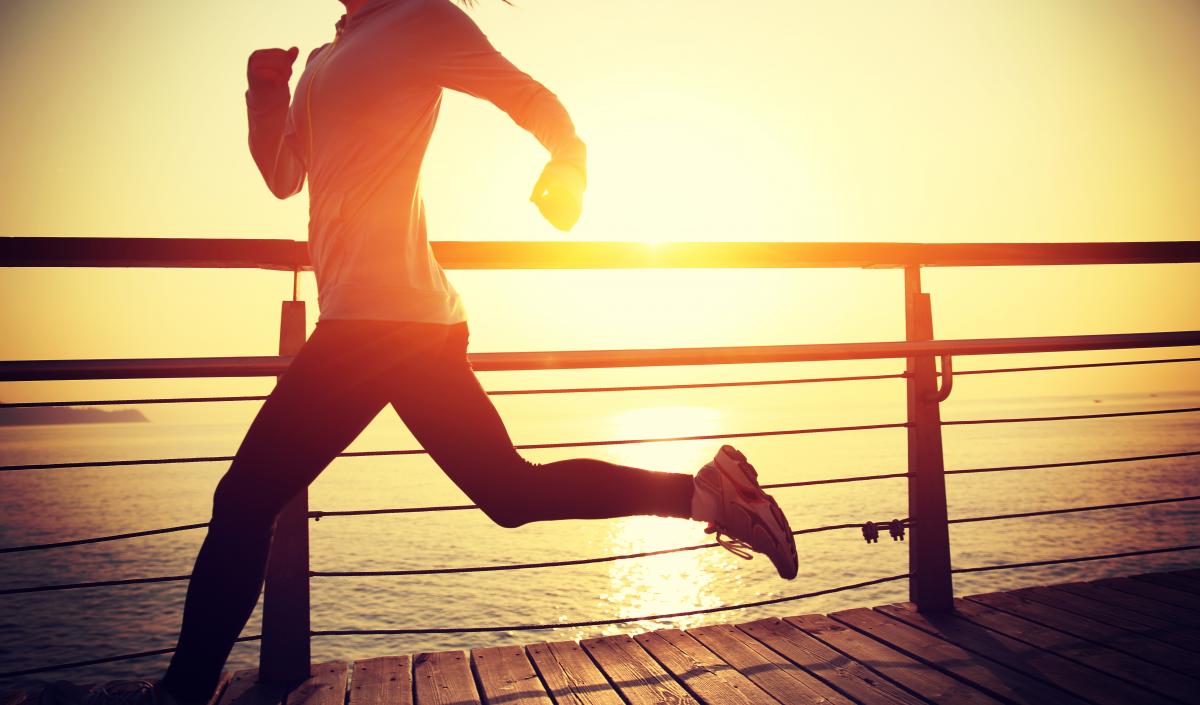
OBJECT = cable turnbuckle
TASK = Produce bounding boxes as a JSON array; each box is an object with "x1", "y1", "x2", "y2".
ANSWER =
[{"x1": 862, "y1": 519, "x2": 907, "y2": 543}]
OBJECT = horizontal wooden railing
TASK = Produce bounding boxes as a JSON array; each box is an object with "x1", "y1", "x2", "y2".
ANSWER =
[
  {"x1": 1, "y1": 331, "x2": 1198, "y2": 381},
  {"x1": 3, "y1": 237, "x2": 1200, "y2": 270}
]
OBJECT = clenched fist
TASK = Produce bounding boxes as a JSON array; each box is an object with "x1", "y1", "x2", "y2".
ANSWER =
[
  {"x1": 530, "y1": 160, "x2": 586, "y2": 232},
  {"x1": 247, "y1": 47, "x2": 299, "y2": 91}
]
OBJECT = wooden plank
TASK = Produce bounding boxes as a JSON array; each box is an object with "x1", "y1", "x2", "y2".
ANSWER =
[
  {"x1": 526, "y1": 641, "x2": 624, "y2": 705},
  {"x1": 350, "y1": 657, "x2": 411, "y2": 705},
  {"x1": 580, "y1": 634, "x2": 697, "y2": 705},
  {"x1": 218, "y1": 668, "x2": 287, "y2": 705},
  {"x1": 832, "y1": 607, "x2": 1088, "y2": 705},
  {"x1": 632, "y1": 629, "x2": 779, "y2": 705},
  {"x1": 1162, "y1": 569, "x2": 1200, "y2": 586},
  {"x1": 786, "y1": 613, "x2": 1005, "y2": 705},
  {"x1": 1096, "y1": 576, "x2": 1200, "y2": 610},
  {"x1": 966, "y1": 590, "x2": 1200, "y2": 675},
  {"x1": 951, "y1": 597, "x2": 1200, "y2": 703},
  {"x1": 688, "y1": 623, "x2": 856, "y2": 705},
  {"x1": 217, "y1": 664, "x2": 344, "y2": 705},
  {"x1": 1054, "y1": 581, "x2": 1200, "y2": 628},
  {"x1": 876, "y1": 602, "x2": 1172, "y2": 705},
  {"x1": 471, "y1": 646, "x2": 553, "y2": 705},
  {"x1": 1018, "y1": 586, "x2": 1200, "y2": 653},
  {"x1": 414, "y1": 651, "x2": 480, "y2": 705},
  {"x1": 1131, "y1": 571, "x2": 1200, "y2": 595},
  {"x1": 738, "y1": 618, "x2": 925, "y2": 705},
  {"x1": 285, "y1": 662, "x2": 348, "y2": 705}
]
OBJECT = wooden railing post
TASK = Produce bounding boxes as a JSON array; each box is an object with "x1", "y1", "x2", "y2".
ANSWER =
[
  {"x1": 259, "y1": 295, "x2": 311, "y2": 684},
  {"x1": 904, "y1": 266, "x2": 954, "y2": 612}
]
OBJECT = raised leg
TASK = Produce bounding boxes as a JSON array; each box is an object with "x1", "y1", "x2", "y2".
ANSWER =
[{"x1": 390, "y1": 324, "x2": 695, "y2": 528}]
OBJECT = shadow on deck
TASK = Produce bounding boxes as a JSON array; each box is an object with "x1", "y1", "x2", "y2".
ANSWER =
[{"x1": 5, "y1": 569, "x2": 1200, "y2": 705}]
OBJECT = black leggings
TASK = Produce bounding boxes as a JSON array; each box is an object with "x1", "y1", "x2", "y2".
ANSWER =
[{"x1": 162, "y1": 320, "x2": 694, "y2": 699}]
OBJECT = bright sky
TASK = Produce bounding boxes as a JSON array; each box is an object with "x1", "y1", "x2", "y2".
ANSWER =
[{"x1": 0, "y1": 0, "x2": 1197, "y2": 407}]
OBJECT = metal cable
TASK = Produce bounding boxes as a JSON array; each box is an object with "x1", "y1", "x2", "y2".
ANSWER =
[
  {"x1": 0, "y1": 395, "x2": 268, "y2": 409},
  {"x1": 0, "y1": 521, "x2": 888, "y2": 593},
  {"x1": 310, "y1": 573, "x2": 910, "y2": 637},
  {"x1": 0, "y1": 421, "x2": 906, "y2": 473},
  {"x1": 0, "y1": 471, "x2": 909, "y2": 553},
  {"x1": 0, "y1": 574, "x2": 190, "y2": 596},
  {"x1": 951, "y1": 544, "x2": 1200, "y2": 574},
  {"x1": 308, "y1": 474, "x2": 913, "y2": 520},
  {"x1": 314, "y1": 544, "x2": 1200, "y2": 636},
  {"x1": 310, "y1": 504, "x2": 477, "y2": 519},
  {"x1": 311, "y1": 496, "x2": 1200, "y2": 578},
  {"x1": 5, "y1": 401, "x2": 1193, "y2": 478},
  {"x1": 0, "y1": 574, "x2": 907, "y2": 676},
  {"x1": 309, "y1": 521, "x2": 886, "y2": 578},
  {"x1": 0, "y1": 522, "x2": 209, "y2": 554},
  {"x1": 5, "y1": 543, "x2": 1200, "y2": 677},
  {"x1": 0, "y1": 636, "x2": 261, "y2": 680},
  {"x1": 762, "y1": 472, "x2": 909, "y2": 489},
  {"x1": 943, "y1": 406, "x2": 1200, "y2": 426},
  {"x1": 947, "y1": 495, "x2": 1200, "y2": 525},
  {"x1": 956, "y1": 356, "x2": 1200, "y2": 377},
  {"x1": 3, "y1": 356, "x2": 1195, "y2": 411},
  {"x1": 945, "y1": 450, "x2": 1200, "y2": 476},
  {"x1": 487, "y1": 373, "x2": 907, "y2": 395},
  {"x1": 0, "y1": 373, "x2": 907, "y2": 410},
  {"x1": 8, "y1": 450, "x2": 1194, "y2": 554},
  {"x1": 5, "y1": 496, "x2": 1198, "y2": 594},
  {"x1": 0, "y1": 454, "x2": 239, "y2": 473}
]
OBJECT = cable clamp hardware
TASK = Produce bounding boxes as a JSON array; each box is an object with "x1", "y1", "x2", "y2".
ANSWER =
[{"x1": 863, "y1": 518, "x2": 907, "y2": 543}]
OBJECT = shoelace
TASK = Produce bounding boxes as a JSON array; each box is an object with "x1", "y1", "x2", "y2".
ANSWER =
[{"x1": 707, "y1": 523, "x2": 754, "y2": 561}]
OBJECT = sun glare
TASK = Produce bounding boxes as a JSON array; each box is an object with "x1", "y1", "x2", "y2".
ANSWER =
[
  {"x1": 605, "y1": 404, "x2": 725, "y2": 472},
  {"x1": 585, "y1": 90, "x2": 841, "y2": 244}
]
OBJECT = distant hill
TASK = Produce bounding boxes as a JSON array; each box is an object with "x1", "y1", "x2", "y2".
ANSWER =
[{"x1": 0, "y1": 402, "x2": 149, "y2": 426}]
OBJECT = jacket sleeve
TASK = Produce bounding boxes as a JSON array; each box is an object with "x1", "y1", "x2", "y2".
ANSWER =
[
  {"x1": 246, "y1": 86, "x2": 306, "y2": 199},
  {"x1": 426, "y1": 2, "x2": 586, "y2": 172}
]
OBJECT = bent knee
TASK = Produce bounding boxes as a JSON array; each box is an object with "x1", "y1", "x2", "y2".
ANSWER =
[
  {"x1": 471, "y1": 455, "x2": 538, "y2": 529},
  {"x1": 480, "y1": 505, "x2": 529, "y2": 529}
]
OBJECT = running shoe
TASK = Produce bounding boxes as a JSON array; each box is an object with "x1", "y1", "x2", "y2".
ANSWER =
[
  {"x1": 41, "y1": 681, "x2": 182, "y2": 705},
  {"x1": 693, "y1": 445, "x2": 799, "y2": 580}
]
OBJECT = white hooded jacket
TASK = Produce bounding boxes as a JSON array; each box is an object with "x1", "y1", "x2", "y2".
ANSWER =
[{"x1": 246, "y1": 0, "x2": 586, "y2": 323}]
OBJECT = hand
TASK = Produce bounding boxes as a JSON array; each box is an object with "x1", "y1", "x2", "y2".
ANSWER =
[
  {"x1": 247, "y1": 47, "x2": 299, "y2": 90},
  {"x1": 530, "y1": 160, "x2": 586, "y2": 232}
]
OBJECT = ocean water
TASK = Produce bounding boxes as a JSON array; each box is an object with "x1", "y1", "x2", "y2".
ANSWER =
[{"x1": 1, "y1": 373, "x2": 1198, "y2": 692}]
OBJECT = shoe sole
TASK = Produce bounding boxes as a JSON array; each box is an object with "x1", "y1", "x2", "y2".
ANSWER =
[{"x1": 714, "y1": 445, "x2": 799, "y2": 580}]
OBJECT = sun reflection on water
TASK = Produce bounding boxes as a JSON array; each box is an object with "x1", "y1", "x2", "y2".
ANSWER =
[
  {"x1": 604, "y1": 404, "x2": 725, "y2": 473},
  {"x1": 597, "y1": 405, "x2": 738, "y2": 629}
]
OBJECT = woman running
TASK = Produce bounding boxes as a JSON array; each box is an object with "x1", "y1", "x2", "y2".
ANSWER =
[{"x1": 48, "y1": 2, "x2": 797, "y2": 703}]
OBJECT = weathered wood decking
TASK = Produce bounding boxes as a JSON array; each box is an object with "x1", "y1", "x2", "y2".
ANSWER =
[{"x1": 6, "y1": 569, "x2": 1200, "y2": 705}]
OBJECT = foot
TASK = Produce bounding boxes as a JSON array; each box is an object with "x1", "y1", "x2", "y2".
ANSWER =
[
  {"x1": 692, "y1": 445, "x2": 799, "y2": 580},
  {"x1": 41, "y1": 680, "x2": 187, "y2": 705}
]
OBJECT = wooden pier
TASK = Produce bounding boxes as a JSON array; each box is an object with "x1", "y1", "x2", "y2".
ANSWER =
[
  {"x1": 6, "y1": 569, "x2": 1198, "y2": 705},
  {"x1": 4, "y1": 238, "x2": 1199, "y2": 704}
]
